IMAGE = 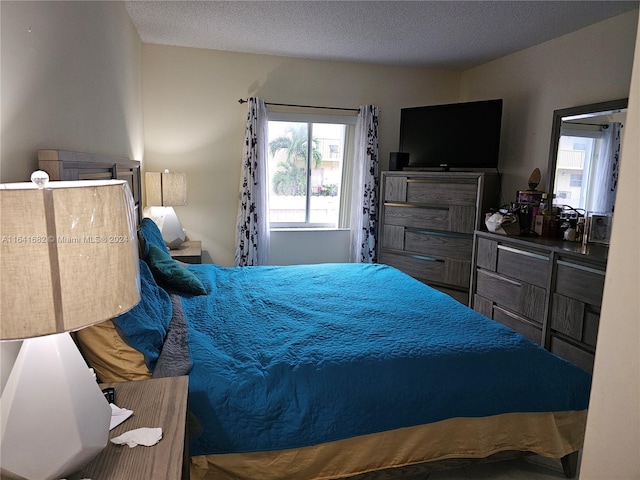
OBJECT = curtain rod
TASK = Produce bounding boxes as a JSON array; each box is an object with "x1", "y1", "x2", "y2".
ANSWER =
[{"x1": 238, "y1": 98, "x2": 359, "y2": 112}]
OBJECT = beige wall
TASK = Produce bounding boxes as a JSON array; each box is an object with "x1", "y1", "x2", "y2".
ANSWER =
[
  {"x1": 142, "y1": 45, "x2": 461, "y2": 264},
  {"x1": 0, "y1": 1, "x2": 143, "y2": 183},
  {"x1": 581, "y1": 10, "x2": 640, "y2": 478},
  {"x1": 0, "y1": 3, "x2": 635, "y2": 264},
  {"x1": 143, "y1": 12, "x2": 638, "y2": 266},
  {"x1": 461, "y1": 11, "x2": 638, "y2": 202}
]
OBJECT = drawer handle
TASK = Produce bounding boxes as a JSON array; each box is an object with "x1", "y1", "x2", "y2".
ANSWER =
[
  {"x1": 412, "y1": 255, "x2": 445, "y2": 263},
  {"x1": 493, "y1": 305, "x2": 521, "y2": 320},
  {"x1": 497, "y1": 245, "x2": 549, "y2": 261},
  {"x1": 406, "y1": 178, "x2": 476, "y2": 184},
  {"x1": 478, "y1": 269, "x2": 521, "y2": 286},
  {"x1": 385, "y1": 202, "x2": 449, "y2": 210},
  {"x1": 557, "y1": 260, "x2": 605, "y2": 276},
  {"x1": 410, "y1": 229, "x2": 470, "y2": 239},
  {"x1": 493, "y1": 305, "x2": 538, "y2": 325}
]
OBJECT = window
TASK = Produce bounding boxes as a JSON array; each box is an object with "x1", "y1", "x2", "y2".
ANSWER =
[
  {"x1": 267, "y1": 114, "x2": 355, "y2": 229},
  {"x1": 569, "y1": 173, "x2": 583, "y2": 188},
  {"x1": 554, "y1": 130, "x2": 599, "y2": 210}
]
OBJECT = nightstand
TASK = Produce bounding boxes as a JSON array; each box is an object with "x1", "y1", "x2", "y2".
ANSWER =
[
  {"x1": 73, "y1": 376, "x2": 189, "y2": 480},
  {"x1": 170, "y1": 240, "x2": 202, "y2": 264}
]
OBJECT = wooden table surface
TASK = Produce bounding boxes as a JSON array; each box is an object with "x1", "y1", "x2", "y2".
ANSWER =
[{"x1": 70, "y1": 376, "x2": 189, "y2": 480}]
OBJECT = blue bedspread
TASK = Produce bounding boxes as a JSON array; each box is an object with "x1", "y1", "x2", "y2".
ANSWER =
[{"x1": 119, "y1": 262, "x2": 592, "y2": 457}]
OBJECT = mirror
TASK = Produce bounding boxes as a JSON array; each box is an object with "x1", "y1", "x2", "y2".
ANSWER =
[{"x1": 547, "y1": 98, "x2": 628, "y2": 216}]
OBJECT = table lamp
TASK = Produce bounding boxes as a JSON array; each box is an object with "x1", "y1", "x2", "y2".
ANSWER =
[
  {"x1": 144, "y1": 170, "x2": 187, "y2": 249},
  {"x1": 0, "y1": 172, "x2": 140, "y2": 480}
]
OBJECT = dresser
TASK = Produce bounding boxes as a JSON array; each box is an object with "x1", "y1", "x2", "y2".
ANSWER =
[
  {"x1": 378, "y1": 171, "x2": 499, "y2": 304},
  {"x1": 471, "y1": 231, "x2": 608, "y2": 373}
]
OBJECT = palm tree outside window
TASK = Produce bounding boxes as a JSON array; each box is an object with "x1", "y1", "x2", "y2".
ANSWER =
[{"x1": 267, "y1": 119, "x2": 349, "y2": 229}]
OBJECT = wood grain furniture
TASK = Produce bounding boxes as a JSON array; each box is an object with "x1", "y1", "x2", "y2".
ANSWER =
[
  {"x1": 378, "y1": 171, "x2": 499, "y2": 304},
  {"x1": 471, "y1": 231, "x2": 608, "y2": 373},
  {"x1": 71, "y1": 376, "x2": 189, "y2": 480},
  {"x1": 38, "y1": 149, "x2": 142, "y2": 223},
  {"x1": 170, "y1": 240, "x2": 202, "y2": 264}
]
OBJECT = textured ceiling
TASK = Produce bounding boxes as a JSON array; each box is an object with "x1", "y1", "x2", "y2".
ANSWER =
[{"x1": 125, "y1": 1, "x2": 639, "y2": 70}]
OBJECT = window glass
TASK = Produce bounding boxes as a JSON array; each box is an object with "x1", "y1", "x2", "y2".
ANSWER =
[
  {"x1": 554, "y1": 135, "x2": 597, "y2": 210},
  {"x1": 268, "y1": 120, "x2": 346, "y2": 228}
]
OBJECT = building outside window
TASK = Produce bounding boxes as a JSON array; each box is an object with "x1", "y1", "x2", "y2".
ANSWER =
[{"x1": 553, "y1": 134, "x2": 597, "y2": 210}]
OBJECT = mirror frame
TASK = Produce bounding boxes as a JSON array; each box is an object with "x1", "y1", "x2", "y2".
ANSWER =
[{"x1": 546, "y1": 97, "x2": 628, "y2": 196}]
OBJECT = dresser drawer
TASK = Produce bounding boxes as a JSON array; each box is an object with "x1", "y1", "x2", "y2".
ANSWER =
[
  {"x1": 475, "y1": 236, "x2": 498, "y2": 271},
  {"x1": 473, "y1": 294, "x2": 543, "y2": 344},
  {"x1": 583, "y1": 308, "x2": 600, "y2": 347},
  {"x1": 406, "y1": 178, "x2": 478, "y2": 206},
  {"x1": 475, "y1": 269, "x2": 546, "y2": 323},
  {"x1": 474, "y1": 237, "x2": 551, "y2": 288},
  {"x1": 380, "y1": 251, "x2": 471, "y2": 288},
  {"x1": 384, "y1": 175, "x2": 407, "y2": 202},
  {"x1": 385, "y1": 205, "x2": 447, "y2": 229},
  {"x1": 405, "y1": 230, "x2": 472, "y2": 261},
  {"x1": 555, "y1": 260, "x2": 605, "y2": 307},
  {"x1": 382, "y1": 226, "x2": 473, "y2": 260},
  {"x1": 381, "y1": 224, "x2": 405, "y2": 250},
  {"x1": 496, "y1": 244, "x2": 550, "y2": 288},
  {"x1": 492, "y1": 305, "x2": 543, "y2": 344},
  {"x1": 434, "y1": 285, "x2": 469, "y2": 305},
  {"x1": 472, "y1": 293, "x2": 493, "y2": 318},
  {"x1": 549, "y1": 336, "x2": 595, "y2": 373},
  {"x1": 384, "y1": 205, "x2": 476, "y2": 233},
  {"x1": 550, "y1": 293, "x2": 600, "y2": 346}
]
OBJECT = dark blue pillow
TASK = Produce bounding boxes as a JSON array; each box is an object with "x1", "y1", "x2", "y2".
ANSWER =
[
  {"x1": 112, "y1": 259, "x2": 172, "y2": 372},
  {"x1": 140, "y1": 217, "x2": 168, "y2": 257}
]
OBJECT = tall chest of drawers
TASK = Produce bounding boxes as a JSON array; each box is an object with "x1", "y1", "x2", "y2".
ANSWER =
[
  {"x1": 471, "y1": 231, "x2": 608, "y2": 373},
  {"x1": 378, "y1": 171, "x2": 499, "y2": 304}
]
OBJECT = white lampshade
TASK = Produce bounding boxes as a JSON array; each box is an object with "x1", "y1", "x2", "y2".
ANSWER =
[
  {"x1": 145, "y1": 170, "x2": 187, "y2": 249},
  {"x1": 0, "y1": 178, "x2": 140, "y2": 339},
  {"x1": 0, "y1": 176, "x2": 140, "y2": 480}
]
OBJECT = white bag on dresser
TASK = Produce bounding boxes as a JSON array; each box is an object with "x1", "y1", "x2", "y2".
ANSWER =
[{"x1": 485, "y1": 212, "x2": 520, "y2": 236}]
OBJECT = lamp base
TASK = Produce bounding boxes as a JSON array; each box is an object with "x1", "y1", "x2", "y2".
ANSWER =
[
  {"x1": 0, "y1": 333, "x2": 111, "y2": 480},
  {"x1": 143, "y1": 206, "x2": 186, "y2": 249},
  {"x1": 161, "y1": 207, "x2": 186, "y2": 249}
]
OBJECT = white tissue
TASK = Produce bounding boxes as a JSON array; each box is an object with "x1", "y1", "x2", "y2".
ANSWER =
[
  {"x1": 109, "y1": 403, "x2": 133, "y2": 430},
  {"x1": 110, "y1": 427, "x2": 162, "y2": 448}
]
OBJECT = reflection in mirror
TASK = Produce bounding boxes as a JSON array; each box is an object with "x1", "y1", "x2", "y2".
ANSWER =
[{"x1": 547, "y1": 98, "x2": 628, "y2": 216}]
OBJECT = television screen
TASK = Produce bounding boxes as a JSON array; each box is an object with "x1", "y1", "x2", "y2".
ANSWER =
[{"x1": 399, "y1": 99, "x2": 503, "y2": 170}]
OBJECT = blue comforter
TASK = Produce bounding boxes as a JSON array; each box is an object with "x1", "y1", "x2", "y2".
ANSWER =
[{"x1": 119, "y1": 261, "x2": 592, "y2": 457}]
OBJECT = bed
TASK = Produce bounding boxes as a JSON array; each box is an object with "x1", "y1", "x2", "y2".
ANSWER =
[
  {"x1": 43, "y1": 148, "x2": 590, "y2": 480},
  {"x1": 75, "y1": 216, "x2": 591, "y2": 480}
]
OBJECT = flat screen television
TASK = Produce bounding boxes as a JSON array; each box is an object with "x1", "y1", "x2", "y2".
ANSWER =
[{"x1": 399, "y1": 99, "x2": 503, "y2": 170}]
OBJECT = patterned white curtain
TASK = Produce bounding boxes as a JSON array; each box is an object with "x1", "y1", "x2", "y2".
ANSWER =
[
  {"x1": 349, "y1": 105, "x2": 380, "y2": 263},
  {"x1": 591, "y1": 122, "x2": 622, "y2": 214},
  {"x1": 234, "y1": 97, "x2": 270, "y2": 266}
]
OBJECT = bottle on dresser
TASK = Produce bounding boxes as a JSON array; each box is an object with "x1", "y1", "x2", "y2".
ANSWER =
[
  {"x1": 534, "y1": 193, "x2": 550, "y2": 236},
  {"x1": 534, "y1": 193, "x2": 562, "y2": 239}
]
